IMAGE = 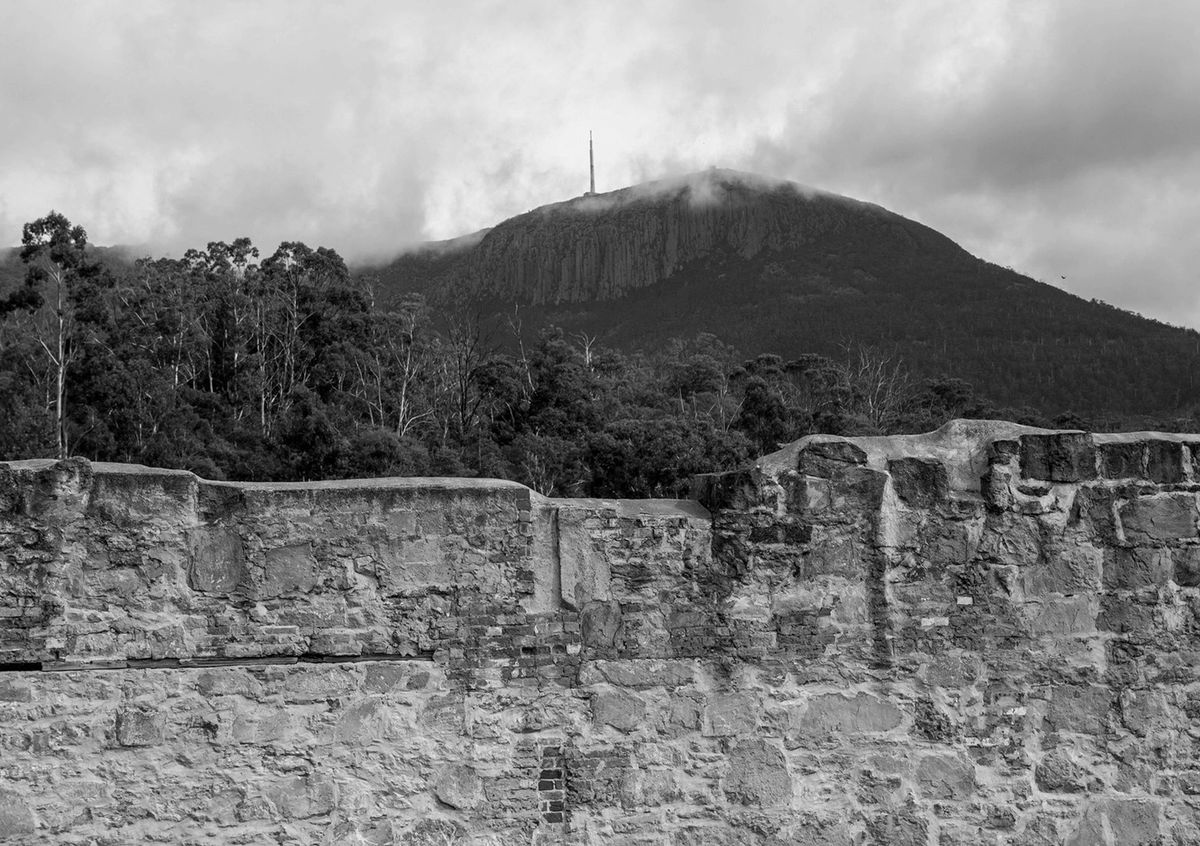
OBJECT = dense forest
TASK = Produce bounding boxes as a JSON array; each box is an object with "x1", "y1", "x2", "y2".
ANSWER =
[{"x1": 1, "y1": 213, "x2": 1196, "y2": 498}]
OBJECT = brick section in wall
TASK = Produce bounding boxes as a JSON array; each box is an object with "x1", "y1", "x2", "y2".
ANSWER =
[
  {"x1": 536, "y1": 743, "x2": 568, "y2": 824},
  {"x1": 442, "y1": 604, "x2": 582, "y2": 690}
]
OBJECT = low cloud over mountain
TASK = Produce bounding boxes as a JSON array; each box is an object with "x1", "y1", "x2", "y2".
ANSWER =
[{"x1": 3, "y1": 2, "x2": 1200, "y2": 325}]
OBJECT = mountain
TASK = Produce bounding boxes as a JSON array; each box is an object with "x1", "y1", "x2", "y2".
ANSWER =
[
  {"x1": 361, "y1": 170, "x2": 1200, "y2": 418},
  {"x1": 0, "y1": 244, "x2": 143, "y2": 293}
]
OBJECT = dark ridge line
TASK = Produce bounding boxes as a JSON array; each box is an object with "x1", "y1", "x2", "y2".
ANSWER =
[{"x1": 0, "y1": 651, "x2": 436, "y2": 674}]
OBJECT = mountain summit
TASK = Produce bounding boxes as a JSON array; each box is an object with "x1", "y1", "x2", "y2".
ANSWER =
[
  {"x1": 366, "y1": 170, "x2": 1200, "y2": 417},
  {"x1": 372, "y1": 169, "x2": 922, "y2": 305},
  {"x1": 444, "y1": 169, "x2": 891, "y2": 304}
]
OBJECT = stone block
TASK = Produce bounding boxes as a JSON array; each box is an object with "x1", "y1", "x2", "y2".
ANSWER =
[
  {"x1": 377, "y1": 537, "x2": 449, "y2": 593},
  {"x1": 1071, "y1": 485, "x2": 1121, "y2": 544},
  {"x1": 1118, "y1": 688, "x2": 1170, "y2": 737},
  {"x1": 1024, "y1": 542, "x2": 1102, "y2": 595},
  {"x1": 619, "y1": 768, "x2": 682, "y2": 809},
  {"x1": 363, "y1": 663, "x2": 408, "y2": 693},
  {"x1": 977, "y1": 513, "x2": 1043, "y2": 564},
  {"x1": 0, "y1": 787, "x2": 36, "y2": 837},
  {"x1": 266, "y1": 774, "x2": 336, "y2": 820},
  {"x1": 1098, "y1": 441, "x2": 1144, "y2": 480},
  {"x1": 797, "y1": 474, "x2": 832, "y2": 513},
  {"x1": 419, "y1": 694, "x2": 465, "y2": 733},
  {"x1": 1065, "y1": 799, "x2": 1160, "y2": 846},
  {"x1": 1174, "y1": 547, "x2": 1200, "y2": 587},
  {"x1": 748, "y1": 521, "x2": 812, "y2": 544},
  {"x1": 335, "y1": 696, "x2": 390, "y2": 742},
  {"x1": 1020, "y1": 433, "x2": 1097, "y2": 482},
  {"x1": 1119, "y1": 493, "x2": 1198, "y2": 545},
  {"x1": 1097, "y1": 593, "x2": 1156, "y2": 634},
  {"x1": 672, "y1": 824, "x2": 765, "y2": 846},
  {"x1": 1102, "y1": 547, "x2": 1172, "y2": 590},
  {"x1": 282, "y1": 666, "x2": 356, "y2": 703},
  {"x1": 982, "y1": 464, "x2": 1014, "y2": 511},
  {"x1": 385, "y1": 509, "x2": 418, "y2": 537},
  {"x1": 185, "y1": 526, "x2": 247, "y2": 594},
  {"x1": 579, "y1": 659, "x2": 694, "y2": 689},
  {"x1": 913, "y1": 698, "x2": 958, "y2": 741},
  {"x1": 401, "y1": 820, "x2": 468, "y2": 845},
  {"x1": 915, "y1": 754, "x2": 976, "y2": 799},
  {"x1": 924, "y1": 653, "x2": 982, "y2": 688},
  {"x1": 793, "y1": 529, "x2": 864, "y2": 577},
  {"x1": 866, "y1": 812, "x2": 928, "y2": 846},
  {"x1": 666, "y1": 692, "x2": 703, "y2": 733},
  {"x1": 1106, "y1": 800, "x2": 1161, "y2": 846},
  {"x1": 196, "y1": 482, "x2": 244, "y2": 521},
  {"x1": 1021, "y1": 595, "x2": 1096, "y2": 637},
  {"x1": 723, "y1": 739, "x2": 792, "y2": 807},
  {"x1": 592, "y1": 688, "x2": 645, "y2": 732},
  {"x1": 1044, "y1": 685, "x2": 1112, "y2": 735},
  {"x1": 261, "y1": 543, "x2": 318, "y2": 597},
  {"x1": 1146, "y1": 440, "x2": 1187, "y2": 483},
  {"x1": 115, "y1": 707, "x2": 163, "y2": 747},
  {"x1": 433, "y1": 764, "x2": 483, "y2": 809},
  {"x1": 793, "y1": 692, "x2": 903, "y2": 738},
  {"x1": 703, "y1": 692, "x2": 758, "y2": 737},
  {"x1": 558, "y1": 507, "x2": 613, "y2": 608},
  {"x1": 690, "y1": 469, "x2": 757, "y2": 511},
  {"x1": 195, "y1": 668, "x2": 263, "y2": 698},
  {"x1": 989, "y1": 438, "x2": 1020, "y2": 461},
  {"x1": 832, "y1": 466, "x2": 888, "y2": 513},
  {"x1": 888, "y1": 457, "x2": 949, "y2": 508},
  {"x1": 1035, "y1": 749, "x2": 1087, "y2": 793},
  {"x1": 797, "y1": 440, "x2": 868, "y2": 478},
  {"x1": 0, "y1": 679, "x2": 32, "y2": 702},
  {"x1": 581, "y1": 600, "x2": 622, "y2": 649}
]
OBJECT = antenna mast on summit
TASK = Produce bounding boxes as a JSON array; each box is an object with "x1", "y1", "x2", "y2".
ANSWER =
[{"x1": 588, "y1": 131, "x2": 596, "y2": 195}]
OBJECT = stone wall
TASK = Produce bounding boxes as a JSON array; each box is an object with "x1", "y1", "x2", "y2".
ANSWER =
[
  {"x1": 4, "y1": 420, "x2": 1200, "y2": 844},
  {"x1": 692, "y1": 419, "x2": 1200, "y2": 846}
]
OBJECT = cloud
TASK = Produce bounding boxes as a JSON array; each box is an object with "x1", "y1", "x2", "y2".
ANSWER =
[{"x1": 1, "y1": 1, "x2": 1199, "y2": 326}]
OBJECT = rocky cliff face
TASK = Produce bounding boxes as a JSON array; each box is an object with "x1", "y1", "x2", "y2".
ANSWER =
[
  {"x1": 4, "y1": 422, "x2": 1200, "y2": 844},
  {"x1": 433, "y1": 170, "x2": 932, "y2": 305}
]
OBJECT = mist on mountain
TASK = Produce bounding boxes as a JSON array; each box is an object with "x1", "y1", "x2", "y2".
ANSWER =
[{"x1": 363, "y1": 170, "x2": 1200, "y2": 418}]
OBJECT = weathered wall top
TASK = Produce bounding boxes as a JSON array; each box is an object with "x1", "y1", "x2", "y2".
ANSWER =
[
  {"x1": 755, "y1": 418, "x2": 1200, "y2": 492},
  {"x1": 0, "y1": 457, "x2": 707, "y2": 669},
  {"x1": 5, "y1": 420, "x2": 1200, "y2": 845}
]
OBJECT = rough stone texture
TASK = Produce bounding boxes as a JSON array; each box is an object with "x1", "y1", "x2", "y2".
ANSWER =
[
  {"x1": 1020, "y1": 431, "x2": 1098, "y2": 482},
  {"x1": 5, "y1": 419, "x2": 1200, "y2": 843},
  {"x1": 447, "y1": 170, "x2": 875, "y2": 306},
  {"x1": 435, "y1": 764, "x2": 484, "y2": 810},
  {"x1": 723, "y1": 739, "x2": 793, "y2": 807}
]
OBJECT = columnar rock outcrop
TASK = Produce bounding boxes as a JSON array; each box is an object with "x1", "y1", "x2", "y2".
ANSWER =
[
  {"x1": 3, "y1": 420, "x2": 1200, "y2": 844},
  {"x1": 450, "y1": 170, "x2": 893, "y2": 304}
]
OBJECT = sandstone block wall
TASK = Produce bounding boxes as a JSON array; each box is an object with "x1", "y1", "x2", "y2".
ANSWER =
[
  {"x1": 693, "y1": 420, "x2": 1200, "y2": 846},
  {"x1": 4, "y1": 421, "x2": 1200, "y2": 844}
]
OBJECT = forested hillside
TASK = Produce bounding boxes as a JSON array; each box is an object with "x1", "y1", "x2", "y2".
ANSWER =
[{"x1": 366, "y1": 170, "x2": 1200, "y2": 417}]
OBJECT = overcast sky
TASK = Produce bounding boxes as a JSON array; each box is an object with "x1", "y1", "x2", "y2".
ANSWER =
[{"x1": 3, "y1": 1, "x2": 1199, "y2": 326}]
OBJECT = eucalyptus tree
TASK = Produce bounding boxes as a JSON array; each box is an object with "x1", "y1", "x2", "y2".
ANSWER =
[{"x1": 12, "y1": 212, "x2": 104, "y2": 457}]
